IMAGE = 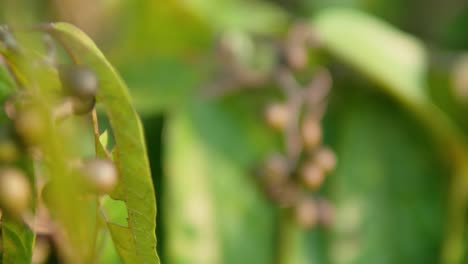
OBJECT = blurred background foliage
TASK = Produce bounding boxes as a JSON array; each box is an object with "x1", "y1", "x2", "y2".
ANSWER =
[{"x1": 2, "y1": 0, "x2": 468, "y2": 263}]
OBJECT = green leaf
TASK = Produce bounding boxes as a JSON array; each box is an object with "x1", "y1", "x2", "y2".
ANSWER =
[
  {"x1": 165, "y1": 98, "x2": 276, "y2": 264},
  {"x1": 1, "y1": 220, "x2": 34, "y2": 264},
  {"x1": 48, "y1": 23, "x2": 159, "y2": 264},
  {"x1": 325, "y1": 87, "x2": 447, "y2": 264},
  {"x1": 314, "y1": 9, "x2": 468, "y2": 264},
  {"x1": 182, "y1": 0, "x2": 288, "y2": 34},
  {"x1": 313, "y1": 8, "x2": 428, "y2": 104},
  {"x1": 0, "y1": 66, "x2": 15, "y2": 98}
]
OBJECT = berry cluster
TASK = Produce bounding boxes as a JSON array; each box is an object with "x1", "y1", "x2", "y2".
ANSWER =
[
  {"x1": 0, "y1": 26, "x2": 118, "y2": 257},
  {"x1": 212, "y1": 22, "x2": 337, "y2": 229},
  {"x1": 260, "y1": 67, "x2": 336, "y2": 229}
]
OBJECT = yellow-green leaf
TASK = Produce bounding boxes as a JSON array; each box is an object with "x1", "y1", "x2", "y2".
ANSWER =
[{"x1": 48, "y1": 23, "x2": 159, "y2": 264}]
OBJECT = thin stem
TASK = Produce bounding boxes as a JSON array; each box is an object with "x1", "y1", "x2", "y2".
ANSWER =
[{"x1": 275, "y1": 67, "x2": 304, "y2": 167}]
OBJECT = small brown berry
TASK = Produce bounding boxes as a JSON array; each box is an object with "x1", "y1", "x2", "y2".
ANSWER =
[
  {"x1": 294, "y1": 197, "x2": 318, "y2": 228},
  {"x1": 71, "y1": 97, "x2": 95, "y2": 115},
  {"x1": 300, "y1": 162, "x2": 325, "y2": 190},
  {"x1": 301, "y1": 118, "x2": 322, "y2": 149},
  {"x1": 284, "y1": 23, "x2": 311, "y2": 70},
  {"x1": 59, "y1": 65, "x2": 99, "y2": 99},
  {"x1": 285, "y1": 44, "x2": 308, "y2": 70},
  {"x1": 80, "y1": 158, "x2": 118, "y2": 194},
  {"x1": 264, "y1": 103, "x2": 290, "y2": 130},
  {"x1": 0, "y1": 167, "x2": 31, "y2": 216},
  {"x1": 315, "y1": 147, "x2": 337, "y2": 173}
]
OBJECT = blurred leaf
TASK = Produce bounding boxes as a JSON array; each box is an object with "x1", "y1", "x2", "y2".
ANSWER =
[
  {"x1": 314, "y1": 10, "x2": 468, "y2": 263},
  {"x1": 110, "y1": 0, "x2": 211, "y2": 60},
  {"x1": 0, "y1": 59, "x2": 33, "y2": 264},
  {"x1": 314, "y1": 8, "x2": 428, "y2": 104},
  {"x1": 49, "y1": 23, "x2": 159, "y2": 264},
  {"x1": 105, "y1": 0, "x2": 212, "y2": 116},
  {"x1": 164, "y1": 97, "x2": 276, "y2": 264},
  {"x1": 182, "y1": 0, "x2": 288, "y2": 34},
  {"x1": 326, "y1": 86, "x2": 447, "y2": 264},
  {"x1": 118, "y1": 57, "x2": 202, "y2": 115},
  {"x1": 0, "y1": 69, "x2": 34, "y2": 263},
  {"x1": 1, "y1": 32, "x2": 98, "y2": 264}
]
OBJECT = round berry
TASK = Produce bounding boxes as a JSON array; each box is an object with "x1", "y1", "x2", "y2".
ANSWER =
[
  {"x1": 264, "y1": 103, "x2": 290, "y2": 130},
  {"x1": 71, "y1": 97, "x2": 95, "y2": 115},
  {"x1": 59, "y1": 65, "x2": 99, "y2": 99},
  {"x1": 286, "y1": 44, "x2": 307, "y2": 70},
  {"x1": 294, "y1": 197, "x2": 318, "y2": 229},
  {"x1": 80, "y1": 158, "x2": 118, "y2": 194},
  {"x1": 301, "y1": 118, "x2": 322, "y2": 149},
  {"x1": 315, "y1": 147, "x2": 337, "y2": 173},
  {"x1": 0, "y1": 167, "x2": 31, "y2": 216},
  {"x1": 14, "y1": 109, "x2": 47, "y2": 146},
  {"x1": 300, "y1": 162, "x2": 325, "y2": 190}
]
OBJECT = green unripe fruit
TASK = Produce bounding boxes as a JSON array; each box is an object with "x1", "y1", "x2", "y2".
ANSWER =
[
  {"x1": 14, "y1": 109, "x2": 47, "y2": 146},
  {"x1": 0, "y1": 167, "x2": 31, "y2": 216},
  {"x1": 0, "y1": 139, "x2": 20, "y2": 163},
  {"x1": 59, "y1": 65, "x2": 99, "y2": 99}
]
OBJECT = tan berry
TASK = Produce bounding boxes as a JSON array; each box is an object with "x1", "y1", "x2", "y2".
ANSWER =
[
  {"x1": 81, "y1": 158, "x2": 118, "y2": 194},
  {"x1": 300, "y1": 161, "x2": 325, "y2": 190},
  {"x1": 301, "y1": 118, "x2": 322, "y2": 149},
  {"x1": 315, "y1": 147, "x2": 337, "y2": 173},
  {"x1": 264, "y1": 103, "x2": 290, "y2": 130},
  {"x1": 0, "y1": 167, "x2": 31, "y2": 216},
  {"x1": 294, "y1": 197, "x2": 318, "y2": 229}
]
